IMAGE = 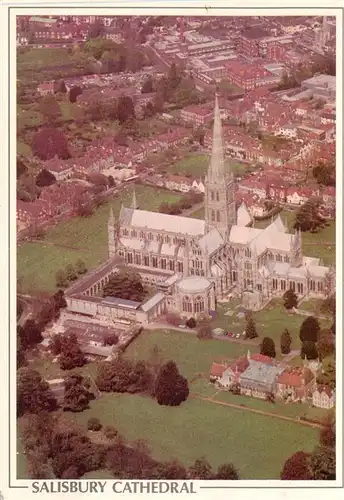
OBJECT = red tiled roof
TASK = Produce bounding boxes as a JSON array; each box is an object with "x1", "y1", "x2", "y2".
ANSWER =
[
  {"x1": 230, "y1": 356, "x2": 249, "y2": 374},
  {"x1": 210, "y1": 362, "x2": 227, "y2": 377},
  {"x1": 250, "y1": 353, "x2": 274, "y2": 365},
  {"x1": 315, "y1": 385, "x2": 334, "y2": 397},
  {"x1": 277, "y1": 367, "x2": 314, "y2": 387}
]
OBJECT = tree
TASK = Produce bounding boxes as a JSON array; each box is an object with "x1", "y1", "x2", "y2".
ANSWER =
[
  {"x1": 117, "y1": 95, "x2": 135, "y2": 124},
  {"x1": 103, "y1": 270, "x2": 147, "y2": 302},
  {"x1": 245, "y1": 315, "x2": 258, "y2": 339},
  {"x1": 19, "y1": 319, "x2": 43, "y2": 349},
  {"x1": 281, "y1": 451, "x2": 313, "y2": 480},
  {"x1": 280, "y1": 329, "x2": 292, "y2": 355},
  {"x1": 17, "y1": 157, "x2": 28, "y2": 178},
  {"x1": 260, "y1": 337, "x2": 276, "y2": 358},
  {"x1": 36, "y1": 168, "x2": 56, "y2": 188},
  {"x1": 300, "y1": 316, "x2": 320, "y2": 343},
  {"x1": 151, "y1": 459, "x2": 188, "y2": 480},
  {"x1": 87, "y1": 417, "x2": 102, "y2": 431},
  {"x1": 32, "y1": 127, "x2": 70, "y2": 161},
  {"x1": 320, "y1": 412, "x2": 335, "y2": 449},
  {"x1": 103, "y1": 425, "x2": 118, "y2": 440},
  {"x1": 75, "y1": 259, "x2": 87, "y2": 275},
  {"x1": 230, "y1": 382, "x2": 241, "y2": 395},
  {"x1": 108, "y1": 175, "x2": 115, "y2": 187},
  {"x1": 39, "y1": 95, "x2": 61, "y2": 124},
  {"x1": 188, "y1": 458, "x2": 214, "y2": 479},
  {"x1": 311, "y1": 446, "x2": 336, "y2": 480},
  {"x1": 283, "y1": 289, "x2": 298, "y2": 310},
  {"x1": 316, "y1": 357, "x2": 336, "y2": 389},
  {"x1": 167, "y1": 62, "x2": 181, "y2": 91},
  {"x1": 54, "y1": 79, "x2": 67, "y2": 94},
  {"x1": 63, "y1": 374, "x2": 94, "y2": 412},
  {"x1": 59, "y1": 333, "x2": 86, "y2": 371},
  {"x1": 316, "y1": 329, "x2": 335, "y2": 361},
  {"x1": 95, "y1": 358, "x2": 152, "y2": 394},
  {"x1": 301, "y1": 341, "x2": 318, "y2": 361},
  {"x1": 141, "y1": 76, "x2": 154, "y2": 94},
  {"x1": 65, "y1": 264, "x2": 77, "y2": 282},
  {"x1": 103, "y1": 333, "x2": 119, "y2": 346},
  {"x1": 154, "y1": 361, "x2": 189, "y2": 407},
  {"x1": 153, "y1": 91, "x2": 164, "y2": 113},
  {"x1": 69, "y1": 85, "x2": 83, "y2": 103},
  {"x1": 197, "y1": 322, "x2": 213, "y2": 340},
  {"x1": 17, "y1": 368, "x2": 57, "y2": 417},
  {"x1": 294, "y1": 199, "x2": 326, "y2": 233},
  {"x1": 312, "y1": 162, "x2": 335, "y2": 187},
  {"x1": 216, "y1": 463, "x2": 239, "y2": 480}
]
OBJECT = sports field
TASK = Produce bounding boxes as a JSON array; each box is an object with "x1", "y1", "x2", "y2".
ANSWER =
[{"x1": 17, "y1": 185, "x2": 182, "y2": 293}]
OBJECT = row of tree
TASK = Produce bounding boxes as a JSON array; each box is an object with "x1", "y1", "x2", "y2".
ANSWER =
[{"x1": 159, "y1": 191, "x2": 204, "y2": 215}]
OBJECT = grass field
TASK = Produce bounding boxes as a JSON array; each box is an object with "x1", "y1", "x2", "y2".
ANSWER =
[
  {"x1": 68, "y1": 393, "x2": 318, "y2": 479},
  {"x1": 213, "y1": 299, "x2": 331, "y2": 357},
  {"x1": 17, "y1": 185, "x2": 182, "y2": 293},
  {"x1": 170, "y1": 154, "x2": 249, "y2": 178},
  {"x1": 189, "y1": 207, "x2": 205, "y2": 219},
  {"x1": 125, "y1": 329, "x2": 253, "y2": 380}
]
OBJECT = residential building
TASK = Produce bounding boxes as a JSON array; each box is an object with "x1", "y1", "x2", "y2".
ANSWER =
[{"x1": 312, "y1": 385, "x2": 335, "y2": 409}]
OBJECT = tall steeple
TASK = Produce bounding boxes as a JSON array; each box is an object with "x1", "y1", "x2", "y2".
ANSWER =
[
  {"x1": 204, "y1": 93, "x2": 236, "y2": 237},
  {"x1": 208, "y1": 93, "x2": 228, "y2": 181}
]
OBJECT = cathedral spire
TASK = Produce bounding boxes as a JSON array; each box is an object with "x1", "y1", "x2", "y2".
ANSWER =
[
  {"x1": 131, "y1": 188, "x2": 138, "y2": 210},
  {"x1": 208, "y1": 93, "x2": 227, "y2": 181}
]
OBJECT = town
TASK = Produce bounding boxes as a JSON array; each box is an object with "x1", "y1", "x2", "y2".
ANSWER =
[{"x1": 16, "y1": 14, "x2": 336, "y2": 483}]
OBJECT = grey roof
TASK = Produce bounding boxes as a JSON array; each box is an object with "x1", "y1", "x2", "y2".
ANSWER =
[
  {"x1": 141, "y1": 292, "x2": 166, "y2": 312},
  {"x1": 229, "y1": 225, "x2": 262, "y2": 245},
  {"x1": 240, "y1": 360, "x2": 284, "y2": 387},
  {"x1": 81, "y1": 344, "x2": 114, "y2": 357},
  {"x1": 237, "y1": 202, "x2": 252, "y2": 227},
  {"x1": 119, "y1": 206, "x2": 205, "y2": 237},
  {"x1": 198, "y1": 227, "x2": 224, "y2": 255},
  {"x1": 162, "y1": 273, "x2": 181, "y2": 286},
  {"x1": 177, "y1": 276, "x2": 211, "y2": 293},
  {"x1": 102, "y1": 297, "x2": 141, "y2": 309},
  {"x1": 66, "y1": 259, "x2": 118, "y2": 296}
]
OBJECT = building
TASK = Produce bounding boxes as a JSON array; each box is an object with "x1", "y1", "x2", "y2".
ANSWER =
[
  {"x1": 180, "y1": 105, "x2": 214, "y2": 126},
  {"x1": 301, "y1": 74, "x2": 336, "y2": 101},
  {"x1": 276, "y1": 366, "x2": 315, "y2": 402},
  {"x1": 64, "y1": 94, "x2": 335, "y2": 325},
  {"x1": 225, "y1": 61, "x2": 278, "y2": 91},
  {"x1": 312, "y1": 385, "x2": 335, "y2": 409},
  {"x1": 37, "y1": 81, "x2": 55, "y2": 96}
]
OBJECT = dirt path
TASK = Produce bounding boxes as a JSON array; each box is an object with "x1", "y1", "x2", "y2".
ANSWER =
[{"x1": 191, "y1": 394, "x2": 323, "y2": 429}]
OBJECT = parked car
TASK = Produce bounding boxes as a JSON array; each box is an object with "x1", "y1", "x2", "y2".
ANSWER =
[{"x1": 236, "y1": 333, "x2": 240, "y2": 339}]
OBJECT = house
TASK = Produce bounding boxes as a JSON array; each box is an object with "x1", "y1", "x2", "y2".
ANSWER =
[
  {"x1": 209, "y1": 362, "x2": 228, "y2": 382},
  {"x1": 164, "y1": 174, "x2": 193, "y2": 193},
  {"x1": 180, "y1": 104, "x2": 214, "y2": 126},
  {"x1": 192, "y1": 179, "x2": 205, "y2": 194},
  {"x1": 37, "y1": 81, "x2": 55, "y2": 96},
  {"x1": 237, "y1": 352, "x2": 284, "y2": 399},
  {"x1": 312, "y1": 385, "x2": 335, "y2": 409},
  {"x1": 217, "y1": 355, "x2": 250, "y2": 388},
  {"x1": 276, "y1": 366, "x2": 315, "y2": 402},
  {"x1": 155, "y1": 128, "x2": 190, "y2": 149},
  {"x1": 44, "y1": 157, "x2": 74, "y2": 181}
]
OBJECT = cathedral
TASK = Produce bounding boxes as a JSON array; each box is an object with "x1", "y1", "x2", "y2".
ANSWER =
[
  {"x1": 66, "y1": 95, "x2": 335, "y2": 324},
  {"x1": 106, "y1": 94, "x2": 335, "y2": 317}
]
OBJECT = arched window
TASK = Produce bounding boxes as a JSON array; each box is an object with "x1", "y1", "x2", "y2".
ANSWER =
[
  {"x1": 211, "y1": 210, "x2": 216, "y2": 222},
  {"x1": 216, "y1": 192, "x2": 220, "y2": 202},
  {"x1": 140, "y1": 231, "x2": 144, "y2": 239},
  {"x1": 245, "y1": 248, "x2": 251, "y2": 258},
  {"x1": 131, "y1": 230, "x2": 137, "y2": 238},
  {"x1": 216, "y1": 210, "x2": 220, "y2": 222},
  {"x1": 182, "y1": 296, "x2": 192, "y2": 313},
  {"x1": 148, "y1": 233, "x2": 153, "y2": 241},
  {"x1": 177, "y1": 261, "x2": 183, "y2": 273},
  {"x1": 164, "y1": 235, "x2": 170, "y2": 244},
  {"x1": 194, "y1": 295, "x2": 204, "y2": 313},
  {"x1": 211, "y1": 192, "x2": 215, "y2": 201}
]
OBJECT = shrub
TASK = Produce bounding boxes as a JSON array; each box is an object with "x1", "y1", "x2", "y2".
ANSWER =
[
  {"x1": 87, "y1": 417, "x2": 102, "y2": 432},
  {"x1": 185, "y1": 317, "x2": 196, "y2": 329},
  {"x1": 103, "y1": 425, "x2": 118, "y2": 440}
]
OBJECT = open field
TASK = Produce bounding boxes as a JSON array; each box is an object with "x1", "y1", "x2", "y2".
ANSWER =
[
  {"x1": 170, "y1": 154, "x2": 249, "y2": 178},
  {"x1": 67, "y1": 393, "x2": 318, "y2": 479},
  {"x1": 17, "y1": 185, "x2": 182, "y2": 293},
  {"x1": 27, "y1": 356, "x2": 100, "y2": 381},
  {"x1": 125, "y1": 329, "x2": 253, "y2": 380}
]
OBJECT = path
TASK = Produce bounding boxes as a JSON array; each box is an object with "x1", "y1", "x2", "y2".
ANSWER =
[
  {"x1": 145, "y1": 323, "x2": 258, "y2": 345},
  {"x1": 30, "y1": 239, "x2": 90, "y2": 252},
  {"x1": 181, "y1": 202, "x2": 204, "y2": 217},
  {"x1": 191, "y1": 394, "x2": 323, "y2": 429},
  {"x1": 281, "y1": 349, "x2": 300, "y2": 363}
]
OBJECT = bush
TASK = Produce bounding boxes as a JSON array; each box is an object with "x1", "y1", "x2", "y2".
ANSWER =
[
  {"x1": 87, "y1": 417, "x2": 102, "y2": 432},
  {"x1": 185, "y1": 317, "x2": 196, "y2": 329},
  {"x1": 103, "y1": 425, "x2": 118, "y2": 440}
]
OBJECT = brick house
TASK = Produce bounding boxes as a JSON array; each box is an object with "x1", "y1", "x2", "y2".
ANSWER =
[
  {"x1": 37, "y1": 81, "x2": 55, "y2": 96},
  {"x1": 44, "y1": 157, "x2": 74, "y2": 181},
  {"x1": 180, "y1": 105, "x2": 214, "y2": 126},
  {"x1": 209, "y1": 362, "x2": 228, "y2": 382},
  {"x1": 312, "y1": 385, "x2": 335, "y2": 409},
  {"x1": 155, "y1": 128, "x2": 190, "y2": 149},
  {"x1": 276, "y1": 366, "x2": 315, "y2": 402}
]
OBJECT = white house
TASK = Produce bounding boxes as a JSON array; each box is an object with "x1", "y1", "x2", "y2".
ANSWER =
[{"x1": 312, "y1": 385, "x2": 335, "y2": 409}]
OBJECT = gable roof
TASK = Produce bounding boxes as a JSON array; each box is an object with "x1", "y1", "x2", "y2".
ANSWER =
[
  {"x1": 198, "y1": 228, "x2": 224, "y2": 255},
  {"x1": 237, "y1": 201, "x2": 253, "y2": 227},
  {"x1": 119, "y1": 206, "x2": 205, "y2": 237},
  {"x1": 210, "y1": 362, "x2": 228, "y2": 377}
]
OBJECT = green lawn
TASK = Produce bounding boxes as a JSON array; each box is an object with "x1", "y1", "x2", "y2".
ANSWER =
[
  {"x1": 17, "y1": 47, "x2": 74, "y2": 70},
  {"x1": 17, "y1": 105, "x2": 43, "y2": 131},
  {"x1": 68, "y1": 393, "x2": 318, "y2": 479},
  {"x1": 189, "y1": 207, "x2": 205, "y2": 219},
  {"x1": 17, "y1": 139, "x2": 33, "y2": 157},
  {"x1": 170, "y1": 154, "x2": 248, "y2": 178},
  {"x1": 212, "y1": 299, "x2": 331, "y2": 356},
  {"x1": 17, "y1": 185, "x2": 182, "y2": 293},
  {"x1": 298, "y1": 298, "x2": 327, "y2": 314},
  {"x1": 28, "y1": 356, "x2": 100, "y2": 381},
  {"x1": 125, "y1": 329, "x2": 252, "y2": 380}
]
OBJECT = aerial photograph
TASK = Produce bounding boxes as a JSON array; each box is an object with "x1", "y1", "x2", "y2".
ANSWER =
[{"x1": 16, "y1": 14, "x2": 336, "y2": 481}]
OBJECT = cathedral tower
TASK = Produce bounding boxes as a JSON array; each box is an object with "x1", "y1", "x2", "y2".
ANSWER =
[{"x1": 205, "y1": 93, "x2": 236, "y2": 237}]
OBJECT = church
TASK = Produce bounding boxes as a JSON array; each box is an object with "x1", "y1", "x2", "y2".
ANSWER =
[{"x1": 65, "y1": 95, "x2": 335, "y2": 324}]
